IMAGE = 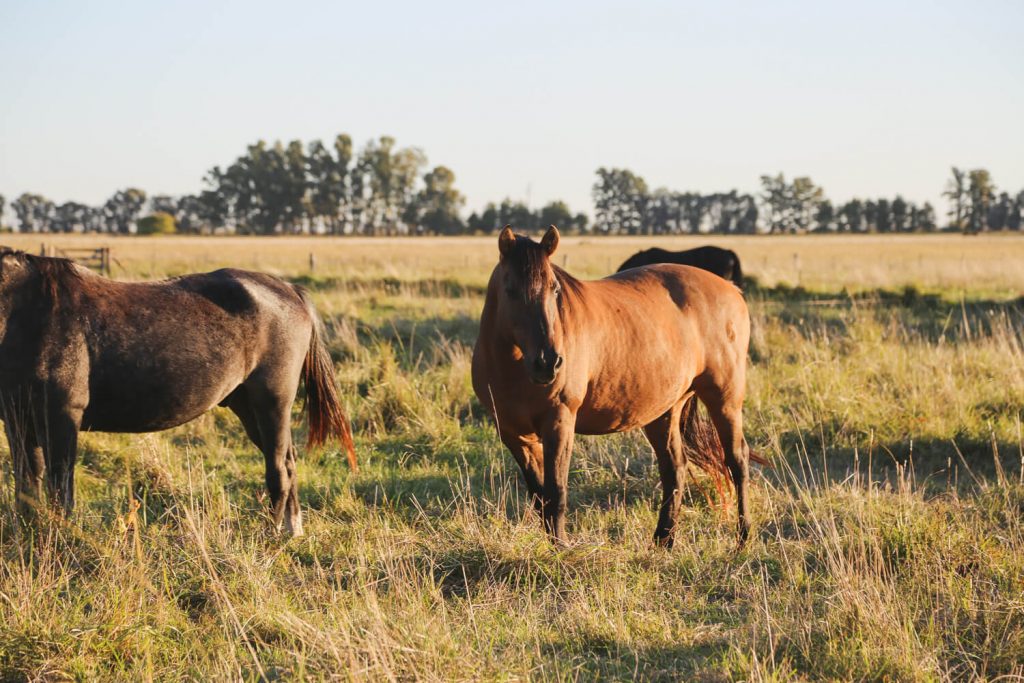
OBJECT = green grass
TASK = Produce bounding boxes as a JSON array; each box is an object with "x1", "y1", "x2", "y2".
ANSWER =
[{"x1": 2, "y1": 237, "x2": 1024, "y2": 681}]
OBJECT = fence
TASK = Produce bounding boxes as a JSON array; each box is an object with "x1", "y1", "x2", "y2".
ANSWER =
[{"x1": 40, "y1": 244, "x2": 112, "y2": 275}]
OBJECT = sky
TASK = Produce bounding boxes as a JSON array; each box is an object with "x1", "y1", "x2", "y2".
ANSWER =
[{"x1": 1, "y1": 0, "x2": 1022, "y2": 218}]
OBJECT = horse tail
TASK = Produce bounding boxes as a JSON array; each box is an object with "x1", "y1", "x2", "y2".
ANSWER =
[
  {"x1": 299, "y1": 293, "x2": 357, "y2": 472},
  {"x1": 730, "y1": 251, "x2": 744, "y2": 289},
  {"x1": 679, "y1": 396, "x2": 767, "y2": 499}
]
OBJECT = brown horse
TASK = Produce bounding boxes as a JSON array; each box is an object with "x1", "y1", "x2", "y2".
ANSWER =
[
  {"x1": 472, "y1": 227, "x2": 761, "y2": 547},
  {"x1": 618, "y1": 245, "x2": 744, "y2": 288},
  {"x1": 0, "y1": 248, "x2": 355, "y2": 535}
]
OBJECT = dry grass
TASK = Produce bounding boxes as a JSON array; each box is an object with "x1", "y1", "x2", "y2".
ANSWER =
[{"x1": 1, "y1": 234, "x2": 1023, "y2": 681}]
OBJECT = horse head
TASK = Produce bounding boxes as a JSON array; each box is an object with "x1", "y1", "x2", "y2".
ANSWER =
[{"x1": 495, "y1": 224, "x2": 565, "y2": 385}]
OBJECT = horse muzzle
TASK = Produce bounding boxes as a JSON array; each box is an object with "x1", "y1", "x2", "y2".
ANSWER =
[{"x1": 529, "y1": 351, "x2": 564, "y2": 385}]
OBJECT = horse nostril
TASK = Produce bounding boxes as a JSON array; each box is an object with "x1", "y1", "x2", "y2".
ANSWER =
[{"x1": 553, "y1": 355, "x2": 564, "y2": 370}]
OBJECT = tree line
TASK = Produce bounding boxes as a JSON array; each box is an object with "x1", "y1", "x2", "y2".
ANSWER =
[
  {"x1": 589, "y1": 167, "x2": 1022, "y2": 235},
  {"x1": 1, "y1": 134, "x2": 1021, "y2": 236}
]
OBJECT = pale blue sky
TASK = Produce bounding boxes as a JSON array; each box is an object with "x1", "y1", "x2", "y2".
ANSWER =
[{"x1": 1, "y1": 0, "x2": 1022, "y2": 216}]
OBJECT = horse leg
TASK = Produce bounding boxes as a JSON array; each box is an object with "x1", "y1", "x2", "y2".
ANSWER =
[
  {"x1": 37, "y1": 407, "x2": 82, "y2": 516},
  {"x1": 699, "y1": 389, "x2": 751, "y2": 545},
  {"x1": 5, "y1": 418, "x2": 46, "y2": 522},
  {"x1": 284, "y1": 444, "x2": 302, "y2": 536},
  {"x1": 498, "y1": 429, "x2": 544, "y2": 515},
  {"x1": 642, "y1": 401, "x2": 687, "y2": 548},
  {"x1": 245, "y1": 384, "x2": 302, "y2": 536},
  {"x1": 541, "y1": 407, "x2": 576, "y2": 544},
  {"x1": 226, "y1": 388, "x2": 302, "y2": 535}
]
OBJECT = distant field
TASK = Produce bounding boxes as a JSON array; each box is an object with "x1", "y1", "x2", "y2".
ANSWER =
[
  {"x1": 8, "y1": 232, "x2": 1024, "y2": 294},
  {"x1": 1, "y1": 234, "x2": 1023, "y2": 680}
]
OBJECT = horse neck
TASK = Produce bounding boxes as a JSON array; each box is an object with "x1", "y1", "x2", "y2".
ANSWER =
[
  {"x1": 480, "y1": 272, "x2": 509, "y2": 345},
  {"x1": 552, "y1": 267, "x2": 588, "y2": 326}
]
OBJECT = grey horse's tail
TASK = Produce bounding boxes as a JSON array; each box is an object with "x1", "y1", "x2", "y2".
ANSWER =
[{"x1": 297, "y1": 288, "x2": 357, "y2": 471}]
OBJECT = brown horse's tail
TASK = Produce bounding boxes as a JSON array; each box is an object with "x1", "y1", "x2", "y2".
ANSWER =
[
  {"x1": 302, "y1": 307, "x2": 357, "y2": 472},
  {"x1": 679, "y1": 397, "x2": 767, "y2": 498}
]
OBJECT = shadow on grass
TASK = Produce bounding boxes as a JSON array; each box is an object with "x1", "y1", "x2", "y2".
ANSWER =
[
  {"x1": 535, "y1": 635, "x2": 734, "y2": 683},
  {"x1": 335, "y1": 427, "x2": 1023, "y2": 537},
  {"x1": 746, "y1": 277, "x2": 1024, "y2": 343}
]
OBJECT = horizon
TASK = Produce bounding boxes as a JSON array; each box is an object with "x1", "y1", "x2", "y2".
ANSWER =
[{"x1": 1, "y1": 1, "x2": 1023, "y2": 217}]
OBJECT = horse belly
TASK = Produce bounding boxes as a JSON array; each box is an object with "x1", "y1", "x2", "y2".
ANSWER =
[
  {"x1": 574, "y1": 356, "x2": 691, "y2": 435},
  {"x1": 82, "y1": 354, "x2": 245, "y2": 433}
]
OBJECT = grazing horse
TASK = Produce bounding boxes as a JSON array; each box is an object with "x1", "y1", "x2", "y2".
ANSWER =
[
  {"x1": 0, "y1": 248, "x2": 355, "y2": 535},
  {"x1": 617, "y1": 246, "x2": 744, "y2": 288},
  {"x1": 473, "y1": 227, "x2": 761, "y2": 547}
]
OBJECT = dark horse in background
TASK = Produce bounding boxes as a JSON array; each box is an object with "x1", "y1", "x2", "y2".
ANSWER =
[
  {"x1": 0, "y1": 248, "x2": 355, "y2": 536},
  {"x1": 473, "y1": 227, "x2": 765, "y2": 547},
  {"x1": 617, "y1": 245, "x2": 743, "y2": 288}
]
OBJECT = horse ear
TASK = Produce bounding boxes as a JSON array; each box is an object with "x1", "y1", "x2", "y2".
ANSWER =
[
  {"x1": 541, "y1": 225, "x2": 560, "y2": 256},
  {"x1": 498, "y1": 225, "x2": 515, "y2": 257}
]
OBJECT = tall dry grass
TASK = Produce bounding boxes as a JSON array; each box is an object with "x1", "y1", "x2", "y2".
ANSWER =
[{"x1": 0, "y1": 235, "x2": 1022, "y2": 681}]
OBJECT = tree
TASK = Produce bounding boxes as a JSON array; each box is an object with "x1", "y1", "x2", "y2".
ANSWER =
[
  {"x1": 0, "y1": 193, "x2": 5, "y2": 229},
  {"x1": 150, "y1": 195, "x2": 178, "y2": 216},
  {"x1": 198, "y1": 174, "x2": 232, "y2": 231},
  {"x1": 538, "y1": 200, "x2": 574, "y2": 233},
  {"x1": 838, "y1": 199, "x2": 864, "y2": 232},
  {"x1": 406, "y1": 165, "x2": 465, "y2": 235},
  {"x1": 943, "y1": 167, "x2": 967, "y2": 231},
  {"x1": 195, "y1": 132, "x2": 462, "y2": 234},
  {"x1": 875, "y1": 198, "x2": 892, "y2": 233},
  {"x1": 12, "y1": 193, "x2": 55, "y2": 232},
  {"x1": 53, "y1": 202, "x2": 91, "y2": 233},
  {"x1": 573, "y1": 212, "x2": 590, "y2": 233},
  {"x1": 137, "y1": 212, "x2": 177, "y2": 234},
  {"x1": 467, "y1": 204, "x2": 500, "y2": 234},
  {"x1": 814, "y1": 199, "x2": 835, "y2": 232},
  {"x1": 891, "y1": 196, "x2": 908, "y2": 232},
  {"x1": 966, "y1": 169, "x2": 995, "y2": 234},
  {"x1": 536, "y1": 200, "x2": 587, "y2": 234},
  {"x1": 918, "y1": 202, "x2": 937, "y2": 232},
  {"x1": 791, "y1": 176, "x2": 823, "y2": 232},
  {"x1": 644, "y1": 190, "x2": 676, "y2": 235},
  {"x1": 989, "y1": 192, "x2": 1012, "y2": 231},
  {"x1": 103, "y1": 188, "x2": 147, "y2": 234},
  {"x1": 593, "y1": 168, "x2": 648, "y2": 235},
  {"x1": 1009, "y1": 191, "x2": 1024, "y2": 231},
  {"x1": 354, "y1": 136, "x2": 426, "y2": 235},
  {"x1": 759, "y1": 174, "x2": 789, "y2": 233},
  {"x1": 497, "y1": 199, "x2": 536, "y2": 232},
  {"x1": 306, "y1": 136, "x2": 352, "y2": 234},
  {"x1": 735, "y1": 194, "x2": 758, "y2": 234}
]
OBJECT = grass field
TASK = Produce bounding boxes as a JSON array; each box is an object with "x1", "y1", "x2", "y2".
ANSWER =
[{"x1": 1, "y1": 233, "x2": 1023, "y2": 681}]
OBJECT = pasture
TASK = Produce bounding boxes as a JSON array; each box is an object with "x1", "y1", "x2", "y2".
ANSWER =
[{"x1": 1, "y1": 233, "x2": 1023, "y2": 681}]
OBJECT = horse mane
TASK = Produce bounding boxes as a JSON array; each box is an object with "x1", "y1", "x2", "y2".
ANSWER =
[
  {"x1": 503, "y1": 234, "x2": 585, "y2": 299},
  {"x1": 552, "y1": 265, "x2": 584, "y2": 298},
  {"x1": 0, "y1": 248, "x2": 83, "y2": 299}
]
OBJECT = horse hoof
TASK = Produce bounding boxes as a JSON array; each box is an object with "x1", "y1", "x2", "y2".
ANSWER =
[
  {"x1": 285, "y1": 511, "x2": 305, "y2": 537},
  {"x1": 653, "y1": 534, "x2": 675, "y2": 549}
]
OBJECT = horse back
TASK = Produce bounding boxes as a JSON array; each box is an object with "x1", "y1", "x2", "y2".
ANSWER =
[
  {"x1": 616, "y1": 246, "x2": 743, "y2": 287},
  {"x1": 546, "y1": 265, "x2": 739, "y2": 432},
  {"x1": 75, "y1": 269, "x2": 312, "y2": 432}
]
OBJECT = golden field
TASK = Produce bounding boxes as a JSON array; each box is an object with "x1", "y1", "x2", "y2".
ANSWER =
[{"x1": 0, "y1": 233, "x2": 1022, "y2": 681}]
